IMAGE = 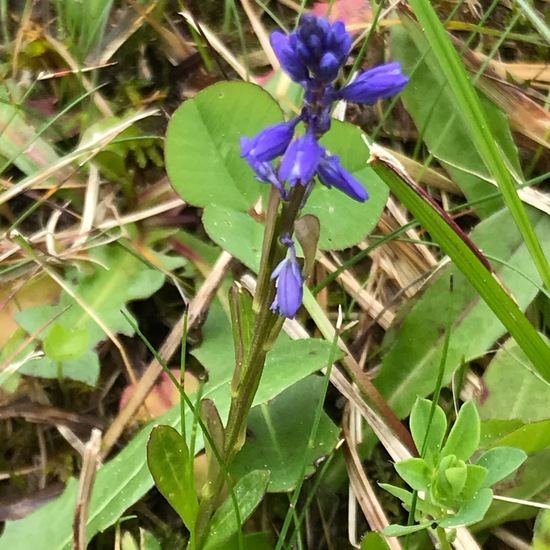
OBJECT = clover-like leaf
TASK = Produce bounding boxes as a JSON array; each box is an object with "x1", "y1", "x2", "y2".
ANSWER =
[{"x1": 43, "y1": 323, "x2": 89, "y2": 362}]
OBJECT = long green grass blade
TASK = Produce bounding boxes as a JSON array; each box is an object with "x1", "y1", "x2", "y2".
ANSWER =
[
  {"x1": 369, "y1": 150, "x2": 550, "y2": 384},
  {"x1": 406, "y1": 0, "x2": 550, "y2": 291},
  {"x1": 513, "y1": 0, "x2": 550, "y2": 46}
]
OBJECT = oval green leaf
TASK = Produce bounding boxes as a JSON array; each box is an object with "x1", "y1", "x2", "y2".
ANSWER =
[
  {"x1": 306, "y1": 121, "x2": 389, "y2": 249},
  {"x1": 203, "y1": 470, "x2": 269, "y2": 550},
  {"x1": 165, "y1": 81, "x2": 283, "y2": 210},
  {"x1": 147, "y1": 425, "x2": 198, "y2": 530}
]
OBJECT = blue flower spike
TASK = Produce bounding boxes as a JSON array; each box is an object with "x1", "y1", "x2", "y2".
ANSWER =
[
  {"x1": 338, "y1": 62, "x2": 409, "y2": 104},
  {"x1": 241, "y1": 14, "x2": 408, "y2": 202},
  {"x1": 271, "y1": 236, "x2": 303, "y2": 318},
  {"x1": 249, "y1": 159, "x2": 288, "y2": 198}
]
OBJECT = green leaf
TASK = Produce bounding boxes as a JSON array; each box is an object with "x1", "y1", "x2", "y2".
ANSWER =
[
  {"x1": 16, "y1": 244, "x2": 166, "y2": 385},
  {"x1": 0, "y1": 303, "x2": 336, "y2": 549},
  {"x1": 165, "y1": 81, "x2": 282, "y2": 210},
  {"x1": 392, "y1": 20, "x2": 521, "y2": 218},
  {"x1": 121, "y1": 531, "x2": 139, "y2": 550},
  {"x1": 231, "y1": 376, "x2": 339, "y2": 492},
  {"x1": 203, "y1": 205, "x2": 264, "y2": 272},
  {"x1": 406, "y1": 0, "x2": 550, "y2": 291},
  {"x1": 199, "y1": 399, "x2": 225, "y2": 499},
  {"x1": 147, "y1": 426, "x2": 198, "y2": 530},
  {"x1": 199, "y1": 123, "x2": 389, "y2": 252},
  {"x1": 219, "y1": 532, "x2": 274, "y2": 550},
  {"x1": 488, "y1": 419, "x2": 550, "y2": 454},
  {"x1": 379, "y1": 483, "x2": 414, "y2": 505},
  {"x1": 295, "y1": 214, "x2": 320, "y2": 278},
  {"x1": 477, "y1": 337, "x2": 550, "y2": 423},
  {"x1": 441, "y1": 401, "x2": 480, "y2": 460},
  {"x1": 394, "y1": 458, "x2": 431, "y2": 492},
  {"x1": 438, "y1": 488, "x2": 493, "y2": 528},
  {"x1": 410, "y1": 398, "x2": 447, "y2": 466},
  {"x1": 371, "y1": 198, "x2": 550, "y2": 418},
  {"x1": 203, "y1": 470, "x2": 269, "y2": 550},
  {"x1": 479, "y1": 419, "x2": 522, "y2": 447},
  {"x1": 139, "y1": 529, "x2": 162, "y2": 550},
  {"x1": 305, "y1": 121, "x2": 389, "y2": 249},
  {"x1": 475, "y1": 446, "x2": 550, "y2": 530},
  {"x1": 533, "y1": 508, "x2": 550, "y2": 550},
  {"x1": 19, "y1": 343, "x2": 100, "y2": 386},
  {"x1": 445, "y1": 465, "x2": 468, "y2": 498},
  {"x1": 43, "y1": 324, "x2": 89, "y2": 362},
  {"x1": 475, "y1": 447, "x2": 527, "y2": 488},
  {"x1": 382, "y1": 523, "x2": 432, "y2": 537},
  {"x1": 360, "y1": 532, "x2": 391, "y2": 550},
  {"x1": 379, "y1": 483, "x2": 442, "y2": 517},
  {"x1": 461, "y1": 464, "x2": 488, "y2": 500}
]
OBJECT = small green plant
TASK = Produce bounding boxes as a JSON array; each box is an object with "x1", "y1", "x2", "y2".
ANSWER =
[{"x1": 381, "y1": 398, "x2": 527, "y2": 545}]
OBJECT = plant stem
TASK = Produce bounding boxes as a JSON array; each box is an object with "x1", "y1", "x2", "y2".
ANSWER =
[
  {"x1": 194, "y1": 183, "x2": 308, "y2": 548},
  {"x1": 435, "y1": 526, "x2": 452, "y2": 550},
  {"x1": 225, "y1": 183, "x2": 307, "y2": 459}
]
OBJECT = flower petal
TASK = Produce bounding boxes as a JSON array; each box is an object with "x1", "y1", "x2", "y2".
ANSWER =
[
  {"x1": 240, "y1": 119, "x2": 298, "y2": 163},
  {"x1": 317, "y1": 154, "x2": 368, "y2": 202},
  {"x1": 338, "y1": 62, "x2": 409, "y2": 104},
  {"x1": 279, "y1": 132, "x2": 324, "y2": 186},
  {"x1": 270, "y1": 250, "x2": 303, "y2": 318},
  {"x1": 271, "y1": 31, "x2": 309, "y2": 82}
]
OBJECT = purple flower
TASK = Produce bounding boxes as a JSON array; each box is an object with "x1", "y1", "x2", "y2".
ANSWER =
[
  {"x1": 337, "y1": 62, "x2": 409, "y2": 104},
  {"x1": 271, "y1": 15, "x2": 351, "y2": 85},
  {"x1": 240, "y1": 119, "x2": 298, "y2": 163},
  {"x1": 248, "y1": 158, "x2": 288, "y2": 198},
  {"x1": 296, "y1": 16, "x2": 351, "y2": 81},
  {"x1": 271, "y1": 237, "x2": 303, "y2": 318},
  {"x1": 279, "y1": 132, "x2": 324, "y2": 186},
  {"x1": 317, "y1": 154, "x2": 368, "y2": 202},
  {"x1": 271, "y1": 31, "x2": 309, "y2": 83}
]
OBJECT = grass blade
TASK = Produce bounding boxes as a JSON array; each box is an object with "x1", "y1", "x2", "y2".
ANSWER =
[
  {"x1": 368, "y1": 145, "x2": 550, "y2": 384},
  {"x1": 405, "y1": 0, "x2": 550, "y2": 290}
]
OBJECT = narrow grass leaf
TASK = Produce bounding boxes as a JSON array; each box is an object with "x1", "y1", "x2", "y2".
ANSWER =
[
  {"x1": 370, "y1": 154, "x2": 550, "y2": 399},
  {"x1": 407, "y1": 0, "x2": 550, "y2": 290}
]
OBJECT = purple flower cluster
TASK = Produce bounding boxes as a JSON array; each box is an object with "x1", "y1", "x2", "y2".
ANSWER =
[{"x1": 240, "y1": 14, "x2": 408, "y2": 318}]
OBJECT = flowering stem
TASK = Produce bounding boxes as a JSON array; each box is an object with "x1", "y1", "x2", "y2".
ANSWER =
[
  {"x1": 225, "y1": 183, "x2": 308, "y2": 459},
  {"x1": 253, "y1": 186, "x2": 282, "y2": 314},
  {"x1": 194, "y1": 184, "x2": 308, "y2": 549}
]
